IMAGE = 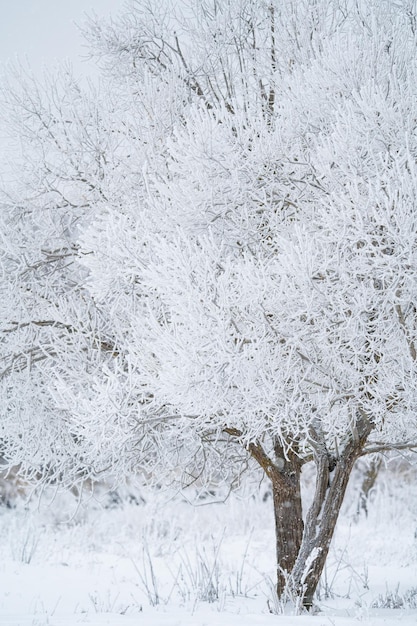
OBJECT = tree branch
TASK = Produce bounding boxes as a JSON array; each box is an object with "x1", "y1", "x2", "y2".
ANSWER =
[
  {"x1": 360, "y1": 441, "x2": 417, "y2": 456},
  {"x1": 223, "y1": 427, "x2": 280, "y2": 481}
]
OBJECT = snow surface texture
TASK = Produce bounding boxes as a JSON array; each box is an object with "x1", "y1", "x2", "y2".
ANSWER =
[{"x1": 0, "y1": 467, "x2": 416, "y2": 626}]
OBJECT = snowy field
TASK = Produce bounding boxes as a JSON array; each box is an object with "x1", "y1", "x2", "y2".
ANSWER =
[{"x1": 0, "y1": 465, "x2": 416, "y2": 626}]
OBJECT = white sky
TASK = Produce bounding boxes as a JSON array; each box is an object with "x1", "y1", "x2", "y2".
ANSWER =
[{"x1": 0, "y1": 0, "x2": 127, "y2": 76}]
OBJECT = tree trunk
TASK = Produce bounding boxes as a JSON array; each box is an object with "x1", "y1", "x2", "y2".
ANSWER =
[
  {"x1": 271, "y1": 448, "x2": 304, "y2": 596},
  {"x1": 292, "y1": 449, "x2": 357, "y2": 608},
  {"x1": 290, "y1": 422, "x2": 372, "y2": 609},
  {"x1": 234, "y1": 419, "x2": 372, "y2": 610},
  {"x1": 356, "y1": 456, "x2": 381, "y2": 517}
]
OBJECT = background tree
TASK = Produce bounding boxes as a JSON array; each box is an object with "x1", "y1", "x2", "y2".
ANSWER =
[{"x1": 2, "y1": 0, "x2": 417, "y2": 610}]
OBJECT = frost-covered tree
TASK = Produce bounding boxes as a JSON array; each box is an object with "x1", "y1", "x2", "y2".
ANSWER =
[
  {"x1": 0, "y1": 67, "x2": 141, "y2": 487},
  {"x1": 2, "y1": 0, "x2": 417, "y2": 610}
]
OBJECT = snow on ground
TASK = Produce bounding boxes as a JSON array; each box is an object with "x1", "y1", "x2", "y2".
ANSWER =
[{"x1": 0, "y1": 465, "x2": 416, "y2": 626}]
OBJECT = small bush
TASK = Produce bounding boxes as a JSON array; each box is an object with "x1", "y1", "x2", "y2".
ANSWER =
[{"x1": 371, "y1": 586, "x2": 417, "y2": 609}]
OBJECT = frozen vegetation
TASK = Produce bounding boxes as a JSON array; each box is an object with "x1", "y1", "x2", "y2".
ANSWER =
[
  {"x1": 0, "y1": 462, "x2": 416, "y2": 625},
  {"x1": 1, "y1": 0, "x2": 417, "y2": 617}
]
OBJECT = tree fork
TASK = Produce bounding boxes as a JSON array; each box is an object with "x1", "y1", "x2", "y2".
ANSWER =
[{"x1": 224, "y1": 429, "x2": 304, "y2": 597}]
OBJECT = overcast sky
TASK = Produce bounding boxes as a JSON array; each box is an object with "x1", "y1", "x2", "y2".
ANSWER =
[{"x1": 0, "y1": 0, "x2": 126, "y2": 76}]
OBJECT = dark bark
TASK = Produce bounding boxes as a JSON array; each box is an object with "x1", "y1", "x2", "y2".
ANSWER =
[
  {"x1": 225, "y1": 417, "x2": 373, "y2": 610},
  {"x1": 291, "y1": 446, "x2": 357, "y2": 608},
  {"x1": 290, "y1": 417, "x2": 373, "y2": 609},
  {"x1": 224, "y1": 429, "x2": 304, "y2": 598},
  {"x1": 270, "y1": 445, "x2": 304, "y2": 596}
]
